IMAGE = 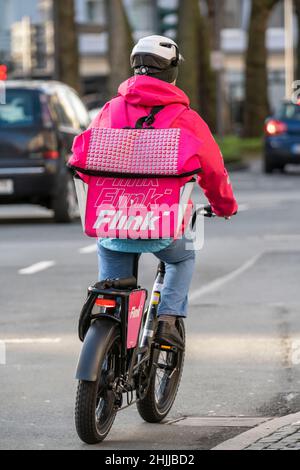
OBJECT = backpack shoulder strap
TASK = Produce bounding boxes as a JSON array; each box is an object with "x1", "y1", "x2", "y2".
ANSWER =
[{"x1": 135, "y1": 105, "x2": 165, "y2": 129}]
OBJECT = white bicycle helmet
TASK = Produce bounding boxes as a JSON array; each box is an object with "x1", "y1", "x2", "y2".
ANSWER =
[{"x1": 130, "y1": 35, "x2": 183, "y2": 83}]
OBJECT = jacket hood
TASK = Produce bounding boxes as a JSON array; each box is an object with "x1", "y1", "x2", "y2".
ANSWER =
[{"x1": 118, "y1": 76, "x2": 190, "y2": 107}]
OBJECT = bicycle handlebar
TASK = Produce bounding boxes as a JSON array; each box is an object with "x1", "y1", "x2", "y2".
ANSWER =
[
  {"x1": 194, "y1": 205, "x2": 236, "y2": 222},
  {"x1": 200, "y1": 205, "x2": 216, "y2": 218}
]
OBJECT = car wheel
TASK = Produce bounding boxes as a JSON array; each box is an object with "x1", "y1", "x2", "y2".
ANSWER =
[
  {"x1": 264, "y1": 154, "x2": 274, "y2": 174},
  {"x1": 53, "y1": 172, "x2": 79, "y2": 223}
]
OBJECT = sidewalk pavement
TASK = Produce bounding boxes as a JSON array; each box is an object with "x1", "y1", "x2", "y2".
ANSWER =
[{"x1": 212, "y1": 412, "x2": 300, "y2": 451}]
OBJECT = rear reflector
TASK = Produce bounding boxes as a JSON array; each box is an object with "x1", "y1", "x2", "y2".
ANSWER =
[
  {"x1": 95, "y1": 299, "x2": 116, "y2": 308},
  {"x1": 43, "y1": 151, "x2": 59, "y2": 160},
  {"x1": 265, "y1": 120, "x2": 287, "y2": 136}
]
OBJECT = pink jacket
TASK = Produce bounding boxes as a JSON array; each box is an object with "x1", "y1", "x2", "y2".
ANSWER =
[{"x1": 90, "y1": 75, "x2": 238, "y2": 217}]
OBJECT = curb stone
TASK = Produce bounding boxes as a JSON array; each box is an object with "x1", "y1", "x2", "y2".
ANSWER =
[{"x1": 211, "y1": 412, "x2": 300, "y2": 451}]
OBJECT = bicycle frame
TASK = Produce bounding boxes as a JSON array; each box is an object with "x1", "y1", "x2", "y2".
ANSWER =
[
  {"x1": 75, "y1": 203, "x2": 220, "y2": 443},
  {"x1": 76, "y1": 256, "x2": 167, "y2": 406}
]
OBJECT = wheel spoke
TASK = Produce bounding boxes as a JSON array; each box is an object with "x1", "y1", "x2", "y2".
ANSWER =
[
  {"x1": 153, "y1": 348, "x2": 181, "y2": 407},
  {"x1": 155, "y1": 353, "x2": 171, "y2": 402},
  {"x1": 94, "y1": 342, "x2": 119, "y2": 432},
  {"x1": 136, "y1": 320, "x2": 185, "y2": 424}
]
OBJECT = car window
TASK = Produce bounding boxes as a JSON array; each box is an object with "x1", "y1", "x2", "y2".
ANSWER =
[
  {"x1": 278, "y1": 104, "x2": 300, "y2": 121},
  {"x1": 53, "y1": 89, "x2": 80, "y2": 129},
  {"x1": 0, "y1": 89, "x2": 41, "y2": 127},
  {"x1": 51, "y1": 93, "x2": 73, "y2": 127},
  {"x1": 67, "y1": 90, "x2": 90, "y2": 130}
]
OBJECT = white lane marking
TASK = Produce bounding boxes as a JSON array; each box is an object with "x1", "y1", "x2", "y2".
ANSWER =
[
  {"x1": 264, "y1": 234, "x2": 300, "y2": 242},
  {"x1": 18, "y1": 261, "x2": 56, "y2": 275},
  {"x1": 0, "y1": 338, "x2": 61, "y2": 345},
  {"x1": 79, "y1": 244, "x2": 97, "y2": 254},
  {"x1": 237, "y1": 204, "x2": 249, "y2": 212},
  {"x1": 190, "y1": 253, "x2": 262, "y2": 303}
]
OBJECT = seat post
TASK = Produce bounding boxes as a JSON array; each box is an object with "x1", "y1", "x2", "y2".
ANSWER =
[
  {"x1": 157, "y1": 262, "x2": 166, "y2": 276},
  {"x1": 133, "y1": 255, "x2": 140, "y2": 283}
]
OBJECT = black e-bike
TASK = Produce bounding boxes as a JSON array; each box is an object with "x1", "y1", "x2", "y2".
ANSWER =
[{"x1": 75, "y1": 207, "x2": 214, "y2": 445}]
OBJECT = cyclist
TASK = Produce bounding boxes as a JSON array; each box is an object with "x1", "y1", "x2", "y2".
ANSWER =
[{"x1": 90, "y1": 35, "x2": 238, "y2": 349}]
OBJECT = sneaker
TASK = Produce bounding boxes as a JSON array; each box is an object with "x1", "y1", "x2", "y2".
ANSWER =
[{"x1": 155, "y1": 320, "x2": 185, "y2": 350}]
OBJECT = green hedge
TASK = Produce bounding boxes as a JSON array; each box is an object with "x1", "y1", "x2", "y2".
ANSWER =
[{"x1": 215, "y1": 136, "x2": 263, "y2": 164}]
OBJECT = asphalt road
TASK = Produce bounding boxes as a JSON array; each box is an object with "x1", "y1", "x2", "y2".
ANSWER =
[{"x1": 0, "y1": 161, "x2": 300, "y2": 450}]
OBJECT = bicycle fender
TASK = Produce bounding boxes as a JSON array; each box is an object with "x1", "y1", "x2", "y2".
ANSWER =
[{"x1": 76, "y1": 318, "x2": 119, "y2": 382}]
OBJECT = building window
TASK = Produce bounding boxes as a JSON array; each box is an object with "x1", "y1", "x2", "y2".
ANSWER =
[
  {"x1": 86, "y1": 0, "x2": 104, "y2": 24},
  {"x1": 268, "y1": 1, "x2": 284, "y2": 28},
  {"x1": 125, "y1": 0, "x2": 156, "y2": 34},
  {"x1": 223, "y1": 0, "x2": 244, "y2": 29}
]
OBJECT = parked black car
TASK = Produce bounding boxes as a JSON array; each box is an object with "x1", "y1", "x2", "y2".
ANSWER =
[
  {"x1": 0, "y1": 81, "x2": 90, "y2": 222},
  {"x1": 264, "y1": 101, "x2": 300, "y2": 174}
]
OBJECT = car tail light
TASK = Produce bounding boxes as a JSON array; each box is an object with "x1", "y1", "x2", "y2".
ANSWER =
[
  {"x1": 43, "y1": 150, "x2": 59, "y2": 160},
  {"x1": 0, "y1": 64, "x2": 8, "y2": 81},
  {"x1": 265, "y1": 120, "x2": 287, "y2": 136}
]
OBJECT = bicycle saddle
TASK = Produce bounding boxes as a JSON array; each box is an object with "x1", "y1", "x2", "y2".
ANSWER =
[{"x1": 95, "y1": 277, "x2": 137, "y2": 291}]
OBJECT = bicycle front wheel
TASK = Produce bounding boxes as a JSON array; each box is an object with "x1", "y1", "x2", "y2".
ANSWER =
[{"x1": 137, "y1": 319, "x2": 185, "y2": 423}]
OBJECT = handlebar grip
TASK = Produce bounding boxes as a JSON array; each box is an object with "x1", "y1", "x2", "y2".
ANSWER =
[{"x1": 203, "y1": 205, "x2": 214, "y2": 218}]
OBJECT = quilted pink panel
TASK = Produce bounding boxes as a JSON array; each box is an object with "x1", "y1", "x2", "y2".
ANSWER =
[{"x1": 87, "y1": 128, "x2": 181, "y2": 176}]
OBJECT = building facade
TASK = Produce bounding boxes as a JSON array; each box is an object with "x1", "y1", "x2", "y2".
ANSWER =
[
  {"x1": 0, "y1": 0, "x2": 294, "y2": 121},
  {"x1": 0, "y1": 0, "x2": 40, "y2": 62}
]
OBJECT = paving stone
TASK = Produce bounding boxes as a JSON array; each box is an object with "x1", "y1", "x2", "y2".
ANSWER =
[
  {"x1": 247, "y1": 445, "x2": 268, "y2": 451},
  {"x1": 246, "y1": 426, "x2": 300, "y2": 451}
]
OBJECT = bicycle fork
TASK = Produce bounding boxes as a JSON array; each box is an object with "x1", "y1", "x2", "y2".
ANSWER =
[{"x1": 140, "y1": 262, "x2": 166, "y2": 350}]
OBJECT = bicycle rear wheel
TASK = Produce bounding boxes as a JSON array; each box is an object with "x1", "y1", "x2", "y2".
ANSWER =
[
  {"x1": 137, "y1": 319, "x2": 185, "y2": 423},
  {"x1": 75, "y1": 326, "x2": 121, "y2": 444}
]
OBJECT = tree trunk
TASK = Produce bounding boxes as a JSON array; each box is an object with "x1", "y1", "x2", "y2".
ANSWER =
[
  {"x1": 205, "y1": 0, "x2": 219, "y2": 50},
  {"x1": 177, "y1": 0, "x2": 201, "y2": 110},
  {"x1": 53, "y1": 0, "x2": 80, "y2": 93},
  {"x1": 105, "y1": 0, "x2": 134, "y2": 98},
  {"x1": 198, "y1": 12, "x2": 217, "y2": 131},
  {"x1": 244, "y1": 0, "x2": 279, "y2": 137},
  {"x1": 205, "y1": 0, "x2": 228, "y2": 134},
  {"x1": 177, "y1": 0, "x2": 215, "y2": 129},
  {"x1": 295, "y1": 0, "x2": 300, "y2": 82}
]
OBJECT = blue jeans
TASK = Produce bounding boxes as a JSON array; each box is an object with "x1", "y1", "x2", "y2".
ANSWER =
[{"x1": 97, "y1": 238, "x2": 196, "y2": 318}]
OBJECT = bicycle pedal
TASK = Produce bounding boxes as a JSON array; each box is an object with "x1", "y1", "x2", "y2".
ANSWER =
[{"x1": 155, "y1": 343, "x2": 178, "y2": 353}]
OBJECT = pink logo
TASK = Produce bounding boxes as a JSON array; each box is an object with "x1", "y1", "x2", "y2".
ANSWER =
[
  {"x1": 130, "y1": 306, "x2": 142, "y2": 320},
  {"x1": 127, "y1": 290, "x2": 147, "y2": 349},
  {"x1": 85, "y1": 177, "x2": 188, "y2": 239}
]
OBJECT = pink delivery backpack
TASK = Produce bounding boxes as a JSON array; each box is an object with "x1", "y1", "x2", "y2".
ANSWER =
[{"x1": 68, "y1": 106, "x2": 202, "y2": 239}]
